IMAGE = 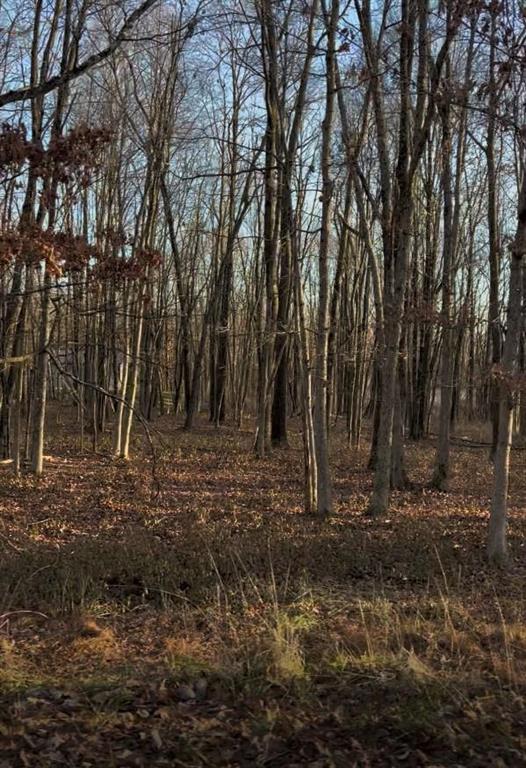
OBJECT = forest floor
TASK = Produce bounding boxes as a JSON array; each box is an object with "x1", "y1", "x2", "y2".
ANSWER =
[{"x1": 0, "y1": 408, "x2": 526, "y2": 767}]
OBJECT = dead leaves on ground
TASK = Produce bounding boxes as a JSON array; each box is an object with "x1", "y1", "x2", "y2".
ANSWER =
[{"x1": 0, "y1": 411, "x2": 526, "y2": 765}]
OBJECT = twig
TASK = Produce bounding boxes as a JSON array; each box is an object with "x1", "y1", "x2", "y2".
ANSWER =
[
  {"x1": 0, "y1": 610, "x2": 48, "y2": 634},
  {"x1": 0, "y1": 610, "x2": 48, "y2": 621},
  {"x1": 0, "y1": 530, "x2": 23, "y2": 552}
]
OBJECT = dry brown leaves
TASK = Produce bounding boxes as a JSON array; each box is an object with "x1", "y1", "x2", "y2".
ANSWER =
[{"x1": 0, "y1": 409, "x2": 525, "y2": 766}]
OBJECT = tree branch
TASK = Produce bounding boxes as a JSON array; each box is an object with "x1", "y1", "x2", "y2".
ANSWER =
[{"x1": 0, "y1": 0, "x2": 159, "y2": 108}]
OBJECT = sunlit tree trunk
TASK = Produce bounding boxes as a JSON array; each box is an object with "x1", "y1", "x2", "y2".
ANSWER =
[{"x1": 488, "y1": 160, "x2": 526, "y2": 565}]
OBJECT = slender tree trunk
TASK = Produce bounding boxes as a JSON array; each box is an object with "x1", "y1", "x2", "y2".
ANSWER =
[
  {"x1": 121, "y1": 284, "x2": 146, "y2": 458},
  {"x1": 295, "y1": 258, "x2": 317, "y2": 513},
  {"x1": 313, "y1": 0, "x2": 338, "y2": 516},
  {"x1": 432, "y1": 92, "x2": 454, "y2": 490},
  {"x1": 487, "y1": 12, "x2": 501, "y2": 461},
  {"x1": 487, "y1": 163, "x2": 526, "y2": 565},
  {"x1": 31, "y1": 271, "x2": 51, "y2": 475}
]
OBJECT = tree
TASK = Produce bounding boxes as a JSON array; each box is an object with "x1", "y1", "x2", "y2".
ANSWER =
[
  {"x1": 356, "y1": 0, "x2": 460, "y2": 516},
  {"x1": 487, "y1": 139, "x2": 526, "y2": 565},
  {"x1": 312, "y1": 0, "x2": 339, "y2": 516}
]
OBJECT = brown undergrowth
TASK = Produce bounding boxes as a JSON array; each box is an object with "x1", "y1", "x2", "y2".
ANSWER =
[{"x1": 0, "y1": 407, "x2": 525, "y2": 766}]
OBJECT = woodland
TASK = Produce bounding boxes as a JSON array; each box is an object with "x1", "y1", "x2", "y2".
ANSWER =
[{"x1": 0, "y1": 0, "x2": 526, "y2": 765}]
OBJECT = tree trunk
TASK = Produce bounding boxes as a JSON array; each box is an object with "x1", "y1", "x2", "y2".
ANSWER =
[
  {"x1": 313, "y1": 0, "x2": 338, "y2": 516},
  {"x1": 487, "y1": 163, "x2": 526, "y2": 565},
  {"x1": 31, "y1": 271, "x2": 51, "y2": 475}
]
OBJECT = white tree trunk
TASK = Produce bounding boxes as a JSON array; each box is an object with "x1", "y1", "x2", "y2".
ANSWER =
[{"x1": 31, "y1": 271, "x2": 51, "y2": 475}]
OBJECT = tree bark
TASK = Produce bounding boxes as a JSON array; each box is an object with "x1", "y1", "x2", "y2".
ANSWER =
[{"x1": 487, "y1": 160, "x2": 526, "y2": 565}]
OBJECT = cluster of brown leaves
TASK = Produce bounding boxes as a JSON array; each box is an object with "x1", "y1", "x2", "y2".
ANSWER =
[
  {"x1": 0, "y1": 227, "x2": 98, "y2": 276},
  {"x1": 0, "y1": 123, "x2": 111, "y2": 185},
  {"x1": 0, "y1": 227, "x2": 161, "y2": 281},
  {"x1": 0, "y1": 124, "x2": 30, "y2": 176},
  {"x1": 491, "y1": 363, "x2": 526, "y2": 392},
  {"x1": 34, "y1": 125, "x2": 112, "y2": 190},
  {"x1": 99, "y1": 227, "x2": 134, "y2": 250},
  {"x1": 94, "y1": 249, "x2": 162, "y2": 283}
]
